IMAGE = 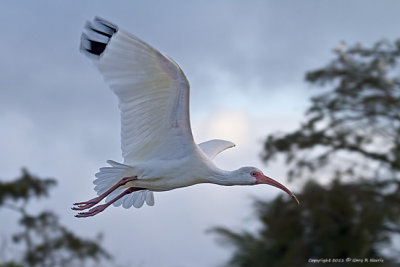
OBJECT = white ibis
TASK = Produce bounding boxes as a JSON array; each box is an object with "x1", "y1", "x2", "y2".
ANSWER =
[{"x1": 72, "y1": 17, "x2": 299, "y2": 218}]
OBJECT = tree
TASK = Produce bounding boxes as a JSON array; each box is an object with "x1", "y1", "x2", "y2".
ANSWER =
[
  {"x1": 212, "y1": 40, "x2": 400, "y2": 266},
  {"x1": 0, "y1": 169, "x2": 112, "y2": 267},
  {"x1": 263, "y1": 40, "x2": 400, "y2": 183},
  {"x1": 212, "y1": 179, "x2": 400, "y2": 267}
]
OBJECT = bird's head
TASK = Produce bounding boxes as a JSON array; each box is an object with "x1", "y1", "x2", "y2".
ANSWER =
[{"x1": 236, "y1": 167, "x2": 300, "y2": 205}]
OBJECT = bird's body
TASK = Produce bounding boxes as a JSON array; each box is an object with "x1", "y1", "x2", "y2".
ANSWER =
[
  {"x1": 116, "y1": 151, "x2": 214, "y2": 192},
  {"x1": 73, "y1": 17, "x2": 299, "y2": 217}
]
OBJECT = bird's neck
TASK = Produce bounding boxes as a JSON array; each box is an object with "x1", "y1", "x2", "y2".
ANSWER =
[{"x1": 208, "y1": 169, "x2": 239, "y2": 186}]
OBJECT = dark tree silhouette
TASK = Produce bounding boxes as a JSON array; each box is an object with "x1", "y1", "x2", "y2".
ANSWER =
[
  {"x1": 0, "y1": 169, "x2": 112, "y2": 267},
  {"x1": 263, "y1": 40, "x2": 400, "y2": 183},
  {"x1": 212, "y1": 40, "x2": 400, "y2": 266},
  {"x1": 213, "y1": 179, "x2": 400, "y2": 266}
]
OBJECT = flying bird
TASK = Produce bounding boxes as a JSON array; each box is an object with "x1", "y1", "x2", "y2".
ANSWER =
[{"x1": 72, "y1": 17, "x2": 299, "y2": 217}]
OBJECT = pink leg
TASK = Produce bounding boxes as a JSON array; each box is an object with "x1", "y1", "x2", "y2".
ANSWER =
[
  {"x1": 75, "y1": 187, "x2": 142, "y2": 218},
  {"x1": 72, "y1": 176, "x2": 137, "y2": 211}
]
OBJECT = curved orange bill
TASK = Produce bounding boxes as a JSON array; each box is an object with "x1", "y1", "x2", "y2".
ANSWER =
[{"x1": 257, "y1": 175, "x2": 300, "y2": 205}]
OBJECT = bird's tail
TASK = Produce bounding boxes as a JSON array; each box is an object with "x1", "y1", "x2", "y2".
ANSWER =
[{"x1": 93, "y1": 160, "x2": 154, "y2": 208}]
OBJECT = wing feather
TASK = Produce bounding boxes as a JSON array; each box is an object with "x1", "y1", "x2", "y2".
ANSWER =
[
  {"x1": 198, "y1": 139, "x2": 236, "y2": 160},
  {"x1": 81, "y1": 17, "x2": 193, "y2": 163}
]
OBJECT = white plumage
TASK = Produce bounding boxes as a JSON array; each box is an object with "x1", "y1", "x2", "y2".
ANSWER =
[{"x1": 73, "y1": 17, "x2": 299, "y2": 217}]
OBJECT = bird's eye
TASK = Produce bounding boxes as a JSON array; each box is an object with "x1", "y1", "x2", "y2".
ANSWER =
[{"x1": 251, "y1": 171, "x2": 257, "y2": 177}]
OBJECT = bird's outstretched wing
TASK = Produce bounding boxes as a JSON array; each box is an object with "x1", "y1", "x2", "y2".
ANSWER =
[
  {"x1": 81, "y1": 17, "x2": 193, "y2": 163},
  {"x1": 198, "y1": 139, "x2": 235, "y2": 160}
]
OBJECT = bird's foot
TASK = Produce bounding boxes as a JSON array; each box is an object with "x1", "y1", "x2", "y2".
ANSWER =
[
  {"x1": 72, "y1": 197, "x2": 102, "y2": 211},
  {"x1": 75, "y1": 203, "x2": 108, "y2": 218},
  {"x1": 71, "y1": 176, "x2": 137, "y2": 211}
]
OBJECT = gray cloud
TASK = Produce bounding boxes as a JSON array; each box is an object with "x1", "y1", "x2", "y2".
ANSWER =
[{"x1": 1, "y1": 1, "x2": 400, "y2": 266}]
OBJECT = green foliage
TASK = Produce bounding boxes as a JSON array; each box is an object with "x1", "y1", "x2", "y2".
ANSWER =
[
  {"x1": 0, "y1": 170, "x2": 112, "y2": 267},
  {"x1": 0, "y1": 262, "x2": 24, "y2": 267},
  {"x1": 212, "y1": 179, "x2": 400, "y2": 267},
  {"x1": 12, "y1": 211, "x2": 111, "y2": 267},
  {"x1": 263, "y1": 40, "x2": 400, "y2": 182},
  {"x1": 213, "y1": 39, "x2": 400, "y2": 266},
  {"x1": 0, "y1": 169, "x2": 56, "y2": 206}
]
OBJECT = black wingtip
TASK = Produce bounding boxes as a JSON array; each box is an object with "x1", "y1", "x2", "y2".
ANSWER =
[
  {"x1": 80, "y1": 17, "x2": 118, "y2": 57},
  {"x1": 94, "y1": 16, "x2": 118, "y2": 33}
]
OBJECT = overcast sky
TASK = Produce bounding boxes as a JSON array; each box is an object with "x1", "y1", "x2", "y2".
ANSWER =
[{"x1": 1, "y1": 1, "x2": 400, "y2": 266}]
